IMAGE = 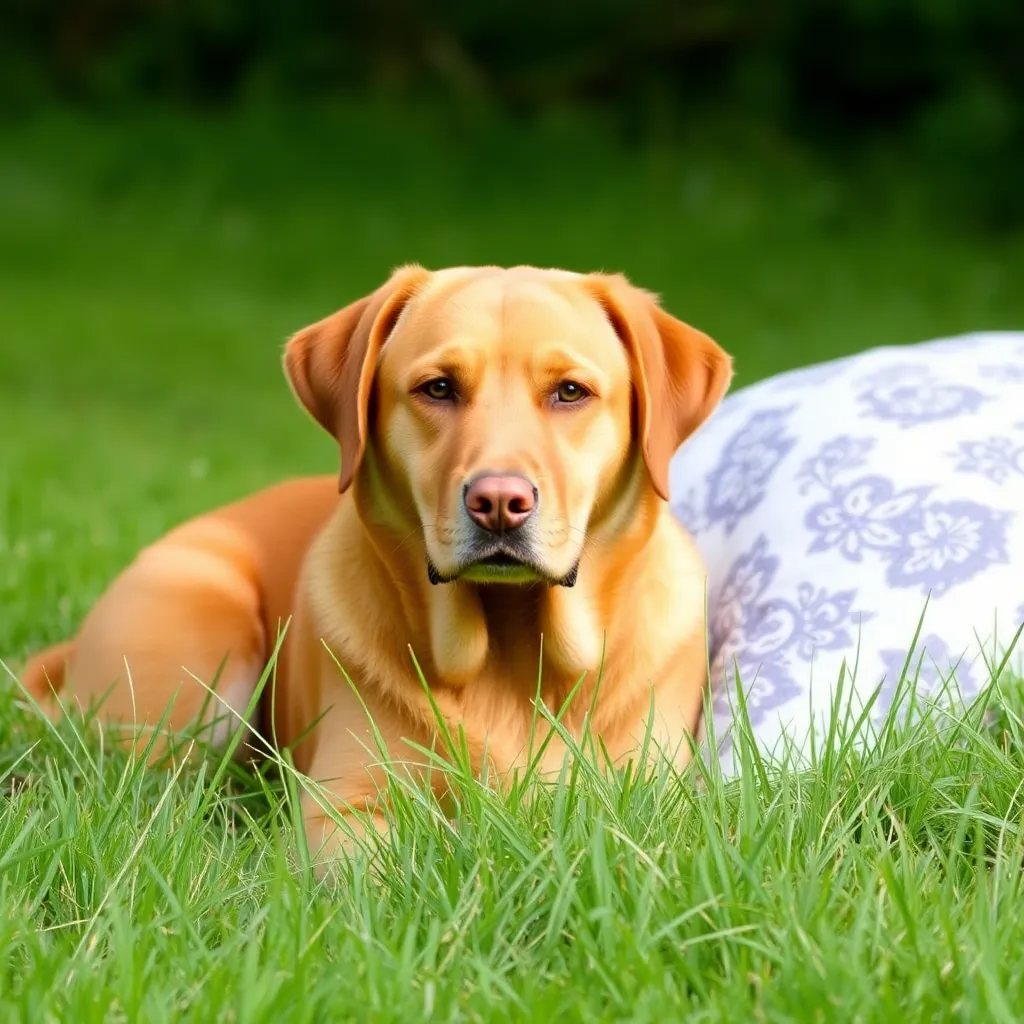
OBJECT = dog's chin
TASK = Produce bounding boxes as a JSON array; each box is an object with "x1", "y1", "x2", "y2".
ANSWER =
[{"x1": 427, "y1": 552, "x2": 580, "y2": 588}]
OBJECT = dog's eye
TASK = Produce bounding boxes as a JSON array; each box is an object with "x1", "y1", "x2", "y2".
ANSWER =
[
  {"x1": 421, "y1": 378, "x2": 457, "y2": 402},
  {"x1": 554, "y1": 380, "x2": 589, "y2": 404}
]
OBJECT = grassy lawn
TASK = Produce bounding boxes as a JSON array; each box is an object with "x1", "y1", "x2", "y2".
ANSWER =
[{"x1": 3, "y1": 101, "x2": 1024, "y2": 1019}]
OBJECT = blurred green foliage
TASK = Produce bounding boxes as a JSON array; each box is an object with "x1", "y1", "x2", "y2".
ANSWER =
[{"x1": 4, "y1": 1, "x2": 1023, "y2": 221}]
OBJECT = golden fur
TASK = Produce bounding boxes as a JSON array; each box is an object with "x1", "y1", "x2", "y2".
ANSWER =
[{"x1": 20, "y1": 264, "x2": 732, "y2": 863}]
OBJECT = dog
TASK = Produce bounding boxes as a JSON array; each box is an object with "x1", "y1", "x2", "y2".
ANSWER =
[{"x1": 20, "y1": 264, "x2": 732, "y2": 862}]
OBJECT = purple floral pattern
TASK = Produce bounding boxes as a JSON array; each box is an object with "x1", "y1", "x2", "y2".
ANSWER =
[
  {"x1": 799, "y1": 443, "x2": 1012, "y2": 596},
  {"x1": 855, "y1": 363, "x2": 988, "y2": 428},
  {"x1": 950, "y1": 430, "x2": 1024, "y2": 483},
  {"x1": 710, "y1": 535, "x2": 870, "y2": 728},
  {"x1": 980, "y1": 364, "x2": 1024, "y2": 384},
  {"x1": 671, "y1": 486, "x2": 708, "y2": 537},
  {"x1": 795, "y1": 435, "x2": 875, "y2": 495},
  {"x1": 805, "y1": 475, "x2": 932, "y2": 562},
  {"x1": 665, "y1": 331, "x2": 1024, "y2": 771},
  {"x1": 703, "y1": 407, "x2": 797, "y2": 533},
  {"x1": 883, "y1": 501, "x2": 1011, "y2": 594},
  {"x1": 876, "y1": 634, "x2": 979, "y2": 720}
]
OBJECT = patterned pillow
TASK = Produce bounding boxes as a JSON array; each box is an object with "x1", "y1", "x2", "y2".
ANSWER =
[{"x1": 669, "y1": 331, "x2": 1024, "y2": 771}]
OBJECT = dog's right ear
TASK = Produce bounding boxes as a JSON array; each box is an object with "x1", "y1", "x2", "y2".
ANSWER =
[{"x1": 284, "y1": 264, "x2": 430, "y2": 493}]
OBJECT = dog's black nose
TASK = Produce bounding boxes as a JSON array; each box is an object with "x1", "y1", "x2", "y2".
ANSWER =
[{"x1": 464, "y1": 474, "x2": 537, "y2": 532}]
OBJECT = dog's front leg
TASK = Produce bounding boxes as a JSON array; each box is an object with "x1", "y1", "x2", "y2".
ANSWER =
[
  {"x1": 293, "y1": 658, "x2": 440, "y2": 872},
  {"x1": 300, "y1": 789, "x2": 392, "y2": 869}
]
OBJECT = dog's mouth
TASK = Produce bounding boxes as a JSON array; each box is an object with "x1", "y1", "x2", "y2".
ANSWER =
[
  {"x1": 477, "y1": 552, "x2": 521, "y2": 568},
  {"x1": 427, "y1": 546, "x2": 579, "y2": 588}
]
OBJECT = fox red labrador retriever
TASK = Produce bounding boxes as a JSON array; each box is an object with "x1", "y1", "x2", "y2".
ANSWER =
[{"x1": 22, "y1": 264, "x2": 732, "y2": 862}]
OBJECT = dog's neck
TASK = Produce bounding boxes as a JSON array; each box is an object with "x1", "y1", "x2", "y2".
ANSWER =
[{"x1": 348, "y1": 456, "x2": 664, "y2": 698}]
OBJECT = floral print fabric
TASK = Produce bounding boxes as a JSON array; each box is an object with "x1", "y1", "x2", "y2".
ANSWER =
[{"x1": 669, "y1": 332, "x2": 1024, "y2": 770}]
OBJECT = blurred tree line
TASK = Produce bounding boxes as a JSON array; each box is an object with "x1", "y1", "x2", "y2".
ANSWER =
[{"x1": 4, "y1": 0, "x2": 1023, "y2": 219}]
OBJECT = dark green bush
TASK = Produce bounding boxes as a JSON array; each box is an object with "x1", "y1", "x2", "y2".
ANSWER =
[{"x1": 3, "y1": 1, "x2": 1022, "y2": 219}]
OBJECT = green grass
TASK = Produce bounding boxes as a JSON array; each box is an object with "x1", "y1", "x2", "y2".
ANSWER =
[
  {"x1": 3, "y1": 649, "x2": 1024, "y2": 1020},
  {"x1": 3, "y1": 100, "x2": 1024, "y2": 1020}
]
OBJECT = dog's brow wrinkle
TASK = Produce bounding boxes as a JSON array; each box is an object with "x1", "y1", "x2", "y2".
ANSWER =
[{"x1": 499, "y1": 281, "x2": 509, "y2": 334}]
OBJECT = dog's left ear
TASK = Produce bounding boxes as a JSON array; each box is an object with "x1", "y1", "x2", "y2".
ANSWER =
[
  {"x1": 585, "y1": 273, "x2": 732, "y2": 501},
  {"x1": 284, "y1": 264, "x2": 431, "y2": 493}
]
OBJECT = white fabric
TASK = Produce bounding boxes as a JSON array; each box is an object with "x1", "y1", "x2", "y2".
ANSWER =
[{"x1": 669, "y1": 332, "x2": 1024, "y2": 770}]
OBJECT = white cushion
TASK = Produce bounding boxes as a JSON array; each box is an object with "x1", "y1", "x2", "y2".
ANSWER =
[{"x1": 670, "y1": 332, "x2": 1024, "y2": 771}]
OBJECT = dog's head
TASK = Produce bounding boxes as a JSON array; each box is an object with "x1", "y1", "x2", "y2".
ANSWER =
[{"x1": 285, "y1": 265, "x2": 731, "y2": 587}]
